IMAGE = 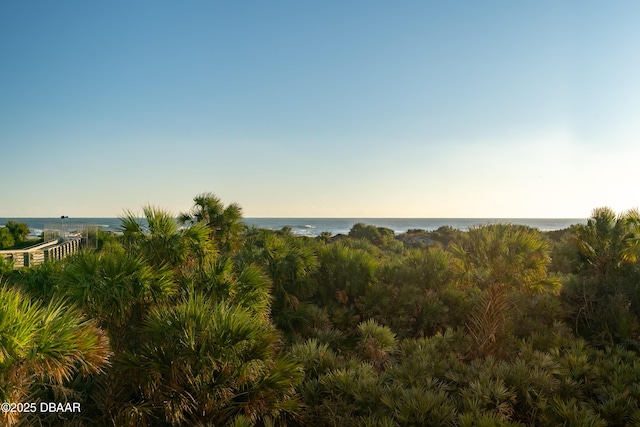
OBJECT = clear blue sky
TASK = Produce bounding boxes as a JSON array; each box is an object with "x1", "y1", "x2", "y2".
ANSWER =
[{"x1": 1, "y1": 1, "x2": 639, "y2": 217}]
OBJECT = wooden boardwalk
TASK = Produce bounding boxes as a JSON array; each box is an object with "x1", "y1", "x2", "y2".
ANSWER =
[{"x1": 0, "y1": 238, "x2": 81, "y2": 269}]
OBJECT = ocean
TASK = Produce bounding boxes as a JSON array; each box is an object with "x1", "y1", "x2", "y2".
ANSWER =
[{"x1": 1, "y1": 217, "x2": 586, "y2": 238}]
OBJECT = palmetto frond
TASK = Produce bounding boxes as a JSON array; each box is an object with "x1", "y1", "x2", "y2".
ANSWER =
[
  {"x1": 540, "y1": 397, "x2": 606, "y2": 427},
  {"x1": 0, "y1": 285, "x2": 110, "y2": 426},
  {"x1": 357, "y1": 319, "x2": 397, "y2": 368},
  {"x1": 452, "y1": 223, "x2": 555, "y2": 293},
  {"x1": 575, "y1": 207, "x2": 640, "y2": 273},
  {"x1": 61, "y1": 248, "x2": 176, "y2": 347},
  {"x1": 129, "y1": 293, "x2": 299, "y2": 425},
  {"x1": 381, "y1": 386, "x2": 457, "y2": 426},
  {"x1": 118, "y1": 205, "x2": 215, "y2": 270},
  {"x1": 290, "y1": 338, "x2": 339, "y2": 378}
]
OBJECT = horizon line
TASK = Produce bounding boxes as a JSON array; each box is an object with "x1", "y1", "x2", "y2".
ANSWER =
[{"x1": 1, "y1": 216, "x2": 589, "y2": 220}]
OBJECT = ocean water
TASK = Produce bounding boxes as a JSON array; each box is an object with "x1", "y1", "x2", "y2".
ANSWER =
[
  {"x1": 243, "y1": 218, "x2": 587, "y2": 237},
  {"x1": 1, "y1": 217, "x2": 586, "y2": 238}
]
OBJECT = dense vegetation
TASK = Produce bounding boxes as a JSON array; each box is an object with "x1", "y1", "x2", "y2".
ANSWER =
[
  {"x1": 0, "y1": 220, "x2": 33, "y2": 249},
  {"x1": 2, "y1": 195, "x2": 640, "y2": 426}
]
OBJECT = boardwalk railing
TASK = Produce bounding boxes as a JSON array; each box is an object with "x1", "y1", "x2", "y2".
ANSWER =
[{"x1": 0, "y1": 237, "x2": 82, "y2": 269}]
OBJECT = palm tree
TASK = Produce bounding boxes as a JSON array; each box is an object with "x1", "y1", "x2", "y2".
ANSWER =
[
  {"x1": 120, "y1": 205, "x2": 214, "y2": 270},
  {"x1": 573, "y1": 207, "x2": 640, "y2": 285},
  {"x1": 179, "y1": 192, "x2": 245, "y2": 253},
  {"x1": 450, "y1": 224, "x2": 558, "y2": 357},
  {"x1": 564, "y1": 207, "x2": 640, "y2": 345},
  {"x1": 451, "y1": 223, "x2": 556, "y2": 293}
]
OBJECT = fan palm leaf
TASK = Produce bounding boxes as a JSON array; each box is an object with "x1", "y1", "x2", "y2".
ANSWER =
[{"x1": 0, "y1": 285, "x2": 110, "y2": 426}]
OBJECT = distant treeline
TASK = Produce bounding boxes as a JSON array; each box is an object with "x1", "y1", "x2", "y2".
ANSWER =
[{"x1": 2, "y1": 193, "x2": 640, "y2": 426}]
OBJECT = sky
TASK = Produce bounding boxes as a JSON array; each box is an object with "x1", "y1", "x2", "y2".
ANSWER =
[{"x1": 1, "y1": 1, "x2": 639, "y2": 218}]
